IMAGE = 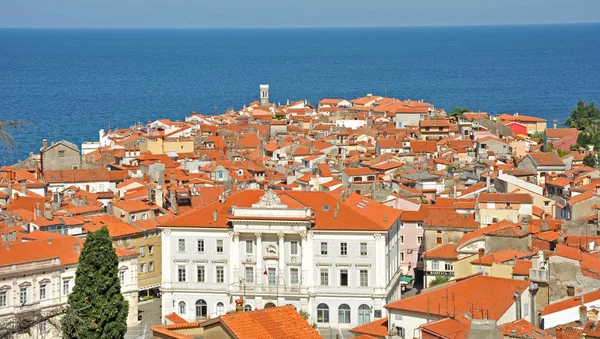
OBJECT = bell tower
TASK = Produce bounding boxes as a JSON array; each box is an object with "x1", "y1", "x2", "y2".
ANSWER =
[{"x1": 259, "y1": 84, "x2": 269, "y2": 107}]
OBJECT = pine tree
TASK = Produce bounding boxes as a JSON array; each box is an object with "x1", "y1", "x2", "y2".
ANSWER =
[{"x1": 61, "y1": 227, "x2": 128, "y2": 339}]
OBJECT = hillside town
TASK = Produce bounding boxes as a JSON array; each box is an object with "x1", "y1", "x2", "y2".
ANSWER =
[{"x1": 1, "y1": 84, "x2": 599, "y2": 339}]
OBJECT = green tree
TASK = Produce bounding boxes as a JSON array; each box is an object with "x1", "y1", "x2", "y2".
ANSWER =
[
  {"x1": 62, "y1": 227, "x2": 128, "y2": 339},
  {"x1": 583, "y1": 154, "x2": 596, "y2": 167},
  {"x1": 429, "y1": 276, "x2": 450, "y2": 287},
  {"x1": 449, "y1": 107, "x2": 469, "y2": 119},
  {"x1": 565, "y1": 99, "x2": 600, "y2": 132}
]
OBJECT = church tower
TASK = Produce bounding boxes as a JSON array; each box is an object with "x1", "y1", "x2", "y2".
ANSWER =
[{"x1": 259, "y1": 84, "x2": 269, "y2": 107}]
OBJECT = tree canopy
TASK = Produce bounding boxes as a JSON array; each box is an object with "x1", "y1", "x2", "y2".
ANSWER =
[
  {"x1": 565, "y1": 99, "x2": 600, "y2": 132},
  {"x1": 449, "y1": 107, "x2": 470, "y2": 119},
  {"x1": 61, "y1": 227, "x2": 128, "y2": 339},
  {"x1": 583, "y1": 154, "x2": 596, "y2": 167}
]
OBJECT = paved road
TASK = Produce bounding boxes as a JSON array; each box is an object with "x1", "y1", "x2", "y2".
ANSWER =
[{"x1": 125, "y1": 297, "x2": 162, "y2": 339}]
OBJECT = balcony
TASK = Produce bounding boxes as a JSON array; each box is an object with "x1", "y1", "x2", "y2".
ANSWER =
[{"x1": 529, "y1": 268, "x2": 549, "y2": 282}]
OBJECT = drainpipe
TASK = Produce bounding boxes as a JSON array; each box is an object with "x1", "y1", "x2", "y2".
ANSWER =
[{"x1": 514, "y1": 291, "x2": 522, "y2": 320}]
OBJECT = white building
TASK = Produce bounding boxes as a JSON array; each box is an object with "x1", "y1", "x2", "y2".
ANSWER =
[
  {"x1": 159, "y1": 189, "x2": 404, "y2": 329},
  {"x1": 0, "y1": 233, "x2": 139, "y2": 338}
]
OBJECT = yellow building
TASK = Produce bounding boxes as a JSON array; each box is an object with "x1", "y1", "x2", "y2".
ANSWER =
[
  {"x1": 476, "y1": 193, "x2": 533, "y2": 227},
  {"x1": 453, "y1": 248, "x2": 532, "y2": 280},
  {"x1": 82, "y1": 216, "x2": 162, "y2": 296},
  {"x1": 140, "y1": 137, "x2": 194, "y2": 155}
]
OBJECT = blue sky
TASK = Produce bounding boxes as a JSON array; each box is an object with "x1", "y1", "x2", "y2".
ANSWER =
[{"x1": 1, "y1": 0, "x2": 600, "y2": 28}]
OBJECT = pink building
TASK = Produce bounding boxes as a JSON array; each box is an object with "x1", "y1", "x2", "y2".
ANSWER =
[{"x1": 398, "y1": 206, "x2": 425, "y2": 285}]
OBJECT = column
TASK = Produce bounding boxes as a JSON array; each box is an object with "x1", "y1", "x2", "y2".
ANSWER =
[
  {"x1": 255, "y1": 233, "x2": 262, "y2": 285},
  {"x1": 230, "y1": 232, "x2": 239, "y2": 286},
  {"x1": 374, "y1": 233, "x2": 385, "y2": 293},
  {"x1": 278, "y1": 232, "x2": 285, "y2": 272},
  {"x1": 301, "y1": 232, "x2": 313, "y2": 290}
]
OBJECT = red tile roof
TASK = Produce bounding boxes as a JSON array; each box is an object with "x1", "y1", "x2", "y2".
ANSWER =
[
  {"x1": 498, "y1": 319, "x2": 553, "y2": 338},
  {"x1": 478, "y1": 193, "x2": 533, "y2": 204},
  {"x1": 165, "y1": 312, "x2": 188, "y2": 324},
  {"x1": 385, "y1": 276, "x2": 529, "y2": 322},
  {"x1": 422, "y1": 244, "x2": 458, "y2": 260},
  {"x1": 541, "y1": 289, "x2": 600, "y2": 316},
  {"x1": 350, "y1": 317, "x2": 388, "y2": 338},
  {"x1": 219, "y1": 305, "x2": 321, "y2": 339},
  {"x1": 528, "y1": 152, "x2": 565, "y2": 167},
  {"x1": 424, "y1": 207, "x2": 479, "y2": 229},
  {"x1": 512, "y1": 260, "x2": 532, "y2": 276}
]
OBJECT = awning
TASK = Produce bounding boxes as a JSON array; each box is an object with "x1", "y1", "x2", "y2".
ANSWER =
[{"x1": 400, "y1": 276, "x2": 414, "y2": 284}]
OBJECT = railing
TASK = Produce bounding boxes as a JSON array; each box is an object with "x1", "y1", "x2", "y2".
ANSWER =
[{"x1": 529, "y1": 268, "x2": 549, "y2": 282}]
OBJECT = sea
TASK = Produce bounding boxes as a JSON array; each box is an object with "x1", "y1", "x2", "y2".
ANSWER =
[{"x1": 1, "y1": 24, "x2": 600, "y2": 165}]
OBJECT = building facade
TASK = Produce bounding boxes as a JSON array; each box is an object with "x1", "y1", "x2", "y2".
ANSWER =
[{"x1": 160, "y1": 190, "x2": 404, "y2": 328}]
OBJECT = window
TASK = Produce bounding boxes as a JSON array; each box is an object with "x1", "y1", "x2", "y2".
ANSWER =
[
  {"x1": 360, "y1": 270, "x2": 368, "y2": 287},
  {"x1": 141, "y1": 213, "x2": 148, "y2": 220},
  {"x1": 39, "y1": 321, "x2": 47, "y2": 333},
  {"x1": 524, "y1": 302, "x2": 529, "y2": 317},
  {"x1": 118, "y1": 239, "x2": 123, "y2": 246},
  {"x1": 197, "y1": 266, "x2": 205, "y2": 282},
  {"x1": 0, "y1": 291, "x2": 6, "y2": 307},
  {"x1": 544, "y1": 201, "x2": 550, "y2": 206},
  {"x1": 139, "y1": 263, "x2": 146, "y2": 273},
  {"x1": 360, "y1": 243, "x2": 368, "y2": 256},
  {"x1": 484, "y1": 216, "x2": 491, "y2": 224},
  {"x1": 340, "y1": 242, "x2": 347, "y2": 256},
  {"x1": 375, "y1": 310, "x2": 382, "y2": 318},
  {"x1": 268, "y1": 268, "x2": 276, "y2": 287},
  {"x1": 290, "y1": 241, "x2": 299, "y2": 255},
  {"x1": 149, "y1": 245, "x2": 154, "y2": 255},
  {"x1": 178, "y1": 266, "x2": 186, "y2": 282},
  {"x1": 216, "y1": 266, "x2": 224, "y2": 283},
  {"x1": 119, "y1": 271, "x2": 125, "y2": 285},
  {"x1": 178, "y1": 301, "x2": 186, "y2": 315},
  {"x1": 290, "y1": 268, "x2": 299, "y2": 284},
  {"x1": 417, "y1": 236, "x2": 423, "y2": 245},
  {"x1": 317, "y1": 303, "x2": 329, "y2": 323},
  {"x1": 320, "y1": 242, "x2": 328, "y2": 255},
  {"x1": 245, "y1": 240, "x2": 253, "y2": 254},
  {"x1": 195, "y1": 299, "x2": 207, "y2": 318},
  {"x1": 140, "y1": 247, "x2": 145, "y2": 257},
  {"x1": 400, "y1": 222, "x2": 404, "y2": 228},
  {"x1": 320, "y1": 269, "x2": 329, "y2": 286},
  {"x1": 340, "y1": 269, "x2": 348, "y2": 286},
  {"x1": 432, "y1": 260, "x2": 440, "y2": 270},
  {"x1": 62, "y1": 280, "x2": 69, "y2": 296},
  {"x1": 130, "y1": 215, "x2": 138, "y2": 222},
  {"x1": 417, "y1": 222, "x2": 423, "y2": 228},
  {"x1": 216, "y1": 240, "x2": 224, "y2": 253},
  {"x1": 396, "y1": 327, "x2": 406, "y2": 338},
  {"x1": 178, "y1": 239, "x2": 185, "y2": 252},
  {"x1": 18, "y1": 286, "x2": 28, "y2": 305},
  {"x1": 444, "y1": 262, "x2": 453, "y2": 271},
  {"x1": 567, "y1": 286, "x2": 575, "y2": 296},
  {"x1": 216, "y1": 302, "x2": 225, "y2": 316},
  {"x1": 245, "y1": 267, "x2": 254, "y2": 284},
  {"x1": 40, "y1": 284, "x2": 47, "y2": 300},
  {"x1": 400, "y1": 235, "x2": 404, "y2": 244},
  {"x1": 358, "y1": 304, "x2": 371, "y2": 324},
  {"x1": 197, "y1": 239, "x2": 204, "y2": 252},
  {"x1": 436, "y1": 236, "x2": 443, "y2": 244},
  {"x1": 244, "y1": 304, "x2": 252, "y2": 312},
  {"x1": 338, "y1": 304, "x2": 351, "y2": 324},
  {"x1": 401, "y1": 252, "x2": 405, "y2": 261},
  {"x1": 58, "y1": 150, "x2": 65, "y2": 158}
]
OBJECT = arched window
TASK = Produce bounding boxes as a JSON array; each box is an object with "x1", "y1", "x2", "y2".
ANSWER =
[
  {"x1": 178, "y1": 301, "x2": 186, "y2": 315},
  {"x1": 338, "y1": 304, "x2": 351, "y2": 324},
  {"x1": 244, "y1": 304, "x2": 252, "y2": 312},
  {"x1": 358, "y1": 304, "x2": 371, "y2": 324},
  {"x1": 264, "y1": 302, "x2": 276, "y2": 309},
  {"x1": 195, "y1": 299, "x2": 207, "y2": 318},
  {"x1": 216, "y1": 302, "x2": 225, "y2": 316},
  {"x1": 317, "y1": 303, "x2": 329, "y2": 323}
]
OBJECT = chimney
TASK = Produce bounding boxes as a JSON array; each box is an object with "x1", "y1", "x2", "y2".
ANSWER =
[
  {"x1": 542, "y1": 220, "x2": 548, "y2": 232},
  {"x1": 580, "y1": 305, "x2": 588, "y2": 324},
  {"x1": 553, "y1": 120, "x2": 558, "y2": 129},
  {"x1": 74, "y1": 241, "x2": 81, "y2": 254},
  {"x1": 47, "y1": 237, "x2": 52, "y2": 245},
  {"x1": 333, "y1": 209, "x2": 338, "y2": 219},
  {"x1": 556, "y1": 325, "x2": 563, "y2": 339},
  {"x1": 522, "y1": 218, "x2": 530, "y2": 233},
  {"x1": 5, "y1": 243, "x2": 9, "y2": 251},
  {"x1": 515, "y1": 112, "x2": 519, "y2": 117},
  {"x1": 43, "y1": 139, "x2": 48, "y2": 151},
  {"x1": 20, "y1": 182, "x2": 27, "y2": 194},
  {"x1": 213, "y1": 209, "x2": 218, "y2": 222},
  {"x1": 478, "y1": 248, "x2": 485, "y2": 256}
]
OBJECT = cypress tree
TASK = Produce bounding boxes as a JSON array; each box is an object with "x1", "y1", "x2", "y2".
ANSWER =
[{"x1": 61, "y1": 227, "x2": 128, "y2": 339}]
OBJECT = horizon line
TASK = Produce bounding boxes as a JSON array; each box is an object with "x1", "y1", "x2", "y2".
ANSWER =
[{"x1": 1, "y1": 21, "x2": 600, "y2": 30}]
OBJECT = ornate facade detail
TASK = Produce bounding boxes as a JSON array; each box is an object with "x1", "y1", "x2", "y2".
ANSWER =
[
  {"x1": 252, "y1": 189, "x2": 287, "y2": 209},
  {"x1": 374, "y1": 233, "x2": 382, "y2": 240},
  {"x1": 163, "y1": 228, "x2": 171, "y2": 236},
  {"x1": 255, "y1": 232, "x2": 262, "y2": 240}
]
